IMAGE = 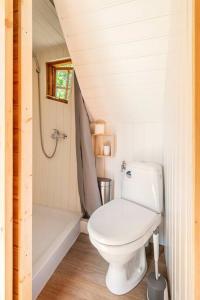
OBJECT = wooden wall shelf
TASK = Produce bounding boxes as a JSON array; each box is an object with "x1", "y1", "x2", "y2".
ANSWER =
[{"x1": 92, "y1": 134, "x2": 115, "y2": 158}]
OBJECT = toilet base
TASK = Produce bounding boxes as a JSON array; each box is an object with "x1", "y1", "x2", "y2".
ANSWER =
[{"x1": 105, "y1": 247, "x2": 147, "y2": 295}]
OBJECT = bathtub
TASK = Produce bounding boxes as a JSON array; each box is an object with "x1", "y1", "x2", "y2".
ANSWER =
[{"x1": 33, "y1": 204, "x2": 82, "y2": 299}]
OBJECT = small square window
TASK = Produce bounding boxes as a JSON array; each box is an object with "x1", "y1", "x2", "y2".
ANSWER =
[{"x1": 46, "y1": 59, "x2": 73, "y2": 103}]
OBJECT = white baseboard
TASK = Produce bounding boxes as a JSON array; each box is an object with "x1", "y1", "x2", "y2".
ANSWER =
[{"x1": 80, "y1": 218, "x2": 88, "y2": 234}]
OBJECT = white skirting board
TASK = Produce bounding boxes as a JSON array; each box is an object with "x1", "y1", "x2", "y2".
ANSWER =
[{"x1": 80, "y1": 218, "x2": 88, "y2": 234}]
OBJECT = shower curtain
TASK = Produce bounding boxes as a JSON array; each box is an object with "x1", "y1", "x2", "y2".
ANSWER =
[{"x1": 74, "y1": 74, "x2": 101, "y2": 217}]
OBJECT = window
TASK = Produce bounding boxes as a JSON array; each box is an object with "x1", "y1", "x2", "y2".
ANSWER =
[{"x1": 46, "y1": 59, "x2": 73, "y2": 103}]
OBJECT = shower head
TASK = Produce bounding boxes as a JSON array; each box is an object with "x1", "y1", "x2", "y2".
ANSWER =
[{"x1": 33, "y1": 55, "x2": 40, "y2": 73}]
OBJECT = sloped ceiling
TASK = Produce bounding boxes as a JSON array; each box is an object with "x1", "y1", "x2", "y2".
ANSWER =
[
  {"x1": 33, "y1": 0, "x2": 65, "y2": 52},
  {"x1": 54, "y1": 0, "x2": 173, "y2": 123}
]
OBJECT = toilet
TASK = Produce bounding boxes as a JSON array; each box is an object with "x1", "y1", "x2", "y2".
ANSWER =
[{"x1": 88, "y1": 161, "x2": 163, "y2": 295}]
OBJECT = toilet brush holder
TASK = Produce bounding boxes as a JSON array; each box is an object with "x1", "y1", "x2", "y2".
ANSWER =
[
  {"x1": 147, "y1": 229, "x2": 169, "y2": 300},
  {"x1": 147, "y1": 273, "x2": 168, "y2": 300}
]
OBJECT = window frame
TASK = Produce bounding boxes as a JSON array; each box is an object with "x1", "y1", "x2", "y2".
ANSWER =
[{"x1": 46, "y1": 58, "x2": 73, "y2": 104}]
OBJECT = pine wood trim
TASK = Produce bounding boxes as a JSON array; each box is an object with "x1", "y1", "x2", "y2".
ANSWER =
[
  {"x1": 46, "y1": 58, "x2": 72, "y2": 103},
  {"x1": 13, "y1": 0, "x2": 32, "y2": 299},
  {"x1": 0, "y1": 1, "x2": 13, "y2": 300},
  {"x1": 46, "y1": 58, "x2": 72, "y2": 67},
  {"x1": 195, "y1": 1, "x2": 200, "y2": 299},
  {"x1": 46, "y1": 95, "x2": 69, "y2": 104},
  {"x1": 5, "y1": 1, "x2": 13, "y2": 299}
]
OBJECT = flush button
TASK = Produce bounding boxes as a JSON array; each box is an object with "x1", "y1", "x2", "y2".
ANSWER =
[{"x1": 126, "y1": 170, "x2": 132, "y2": 178}]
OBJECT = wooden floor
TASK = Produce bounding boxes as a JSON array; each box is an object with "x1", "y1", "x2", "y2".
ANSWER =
[{"x1": 38, "y1": 234, "x2": 167, "y2": 300}]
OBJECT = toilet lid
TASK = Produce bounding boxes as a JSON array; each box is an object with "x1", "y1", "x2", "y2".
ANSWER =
[{"x1": 88, "y1": 199, "x2": 161, "y2": 246}]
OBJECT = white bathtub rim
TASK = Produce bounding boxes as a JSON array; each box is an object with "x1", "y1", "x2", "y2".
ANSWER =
[
  {"x1": 32, "y1": 221, "x2": 80, "y2": 299},
  {"x1": 33, "y1": 214, "x2": 81, "y2": 279}
]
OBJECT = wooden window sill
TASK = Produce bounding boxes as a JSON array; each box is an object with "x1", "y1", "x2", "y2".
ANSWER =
[{"x1": 46, "y1": 95, "x2": 69, "y2": 104}]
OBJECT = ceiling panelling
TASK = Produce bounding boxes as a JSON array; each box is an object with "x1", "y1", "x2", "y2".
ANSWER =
[
  {"x1": 54, "y1": 0, "x2": 172, "y2": 123},
  {"x1": 33, "y1": 0, "x2": 65, "y2": 52}
]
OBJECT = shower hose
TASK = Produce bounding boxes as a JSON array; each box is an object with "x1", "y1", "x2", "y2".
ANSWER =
[{"x1": 35, "y1": 56, "x2": 58, "y2": 159}]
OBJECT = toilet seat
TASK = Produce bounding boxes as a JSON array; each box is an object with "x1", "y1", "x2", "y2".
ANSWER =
[{"x1": 88, "y1": 199, "x2": 161, "y2": 246}]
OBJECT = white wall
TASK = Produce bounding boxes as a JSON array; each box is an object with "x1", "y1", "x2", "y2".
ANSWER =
[
  {"x1": 163, "y1": 1, "x2": 194, "y2": 299},
  {"x1": 54, "y1": 0, "x2": 170, "y2": 191},
  {"x1": 96, "y1": 122, "x2": 163, "y2": 197},
  {"x1": 54, "y1": 0, "x2": 170, "y2": 242},
  {"x1": 55, "y1": 0, "x2": 172, "y2": 124},
  {"x1": 33, "y1": 0, "x2": 65, "y2": 52},
  {"x1": 33, "y1": 44, "x2": 81, "y2": 213},
  {"x1": 55, "y1": 1, "x2": 195, "y2": 298}
]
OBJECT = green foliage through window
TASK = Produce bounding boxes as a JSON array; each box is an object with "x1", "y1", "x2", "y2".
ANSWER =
[
  {"x1": 56, "y1": 70, "x2": 67, "y2": 88},
  {"x1": 55, "y1": 69, "x2": 73, "y2": 101}
]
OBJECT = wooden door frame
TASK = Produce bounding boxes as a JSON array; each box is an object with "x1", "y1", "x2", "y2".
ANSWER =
[
  {"x1": 195, "y1": 1, "x2": 200, "y2": 299},
  {"x1": 8, "y1": 0, "x2": 200, "y2": 299},
  {"x1": 0, "y1": 1, "x2": 13, "y2": 300},
  {"x1": 13, "y1": 0, "x2": 32, "y2": 299}
]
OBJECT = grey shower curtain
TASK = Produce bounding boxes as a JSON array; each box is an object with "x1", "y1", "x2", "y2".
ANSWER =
[{"x1": 74, "y1": 74, "x2": 101, "y2": 217}]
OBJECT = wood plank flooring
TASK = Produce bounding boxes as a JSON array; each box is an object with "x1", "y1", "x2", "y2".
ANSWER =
[{"x1": 38, "y1": 234, "x2": 167, "y2": 300}]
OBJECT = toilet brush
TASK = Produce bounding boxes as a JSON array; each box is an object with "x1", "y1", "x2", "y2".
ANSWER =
[{"x1": 147, "y1": 229, "x2": 169, "y2": 300}]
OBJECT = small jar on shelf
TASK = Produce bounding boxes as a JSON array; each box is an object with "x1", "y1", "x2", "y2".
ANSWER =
[{"x1": 103, "y1": 143, "x2": 111, "y2": 156}]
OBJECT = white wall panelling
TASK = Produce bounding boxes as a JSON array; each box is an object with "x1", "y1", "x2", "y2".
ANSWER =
[
  {"x1": 95, "y1": 122, "x2": 163, "y2": 197},
  {"x1": 163, "y1": 1, "x2": 194, "y2": 299},
  {"x1": 33, "y1": 0, "x2": 65, "y2": 52},
  {"x1": 54, "y1": 0, "x2": 170, "y2": 169},
  {"x1": 54, "y1": 0, "x2": 172, "y2": 124},
  {"x1": 54, "y1": 1, "x2": 194, "y2": 298},
  {"x1": 54, "y1": 0, "x2": 170, "y2": 245},
  {"x1": 33, "y1": 44, "x2": 81, "y2": 213}
]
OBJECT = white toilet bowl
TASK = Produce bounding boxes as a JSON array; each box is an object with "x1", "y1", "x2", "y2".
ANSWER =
[
  {"x1": 90, "y1": 236, "x2": 147, "y2": 295},
  {"x1": 88, "y1": 162, "x2": 163, "y2": 295},
  {"x1": 88, "y1": 199, "x2": 161, "y2": 295}
]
